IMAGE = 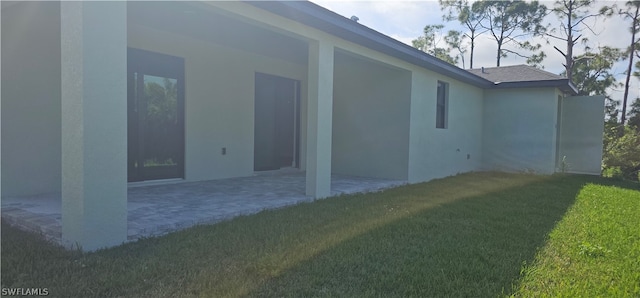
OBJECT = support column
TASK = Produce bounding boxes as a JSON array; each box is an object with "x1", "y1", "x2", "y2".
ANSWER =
[
  {"x1": 61, "y1": 2, "x2": 127, "y2": 250},
  {"x1": 306, "y1": 40, "x2": 334, "y2": 198},
  {"x1": 407, "y1": 71, "x2": 427, "y2": 184}
]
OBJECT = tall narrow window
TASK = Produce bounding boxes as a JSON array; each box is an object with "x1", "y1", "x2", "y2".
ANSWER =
[
  {"x1": 127, "y1": 48, "x2": 185, "y2": 182},
  {"x1": 436, "y1": 81, "x2": 448, "y2": 129}
]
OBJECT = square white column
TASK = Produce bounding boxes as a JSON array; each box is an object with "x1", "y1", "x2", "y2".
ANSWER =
[
  {"x1": 306, "y1": 40, "x2": 334, "y2": 198},
  {"x1": 61, "y1": 2, "x2": 127, "y2": 251},
  {"x1": 407, "y1": 71, "x2": 426, "y2": 184}
]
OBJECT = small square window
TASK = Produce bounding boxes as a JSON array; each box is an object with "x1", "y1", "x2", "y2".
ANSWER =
[{"x1": 436, "y1": 81, "x2": 448, "y2": 129}]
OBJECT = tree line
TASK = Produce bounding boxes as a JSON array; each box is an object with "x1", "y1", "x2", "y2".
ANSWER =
[{"x1": 412, "y1": 0, "x2": 640, "y2": 181}]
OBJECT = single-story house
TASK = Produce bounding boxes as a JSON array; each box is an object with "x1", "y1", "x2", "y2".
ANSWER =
[{"x1": 1, "y1": 1, "x2": 604, "y2": 250}]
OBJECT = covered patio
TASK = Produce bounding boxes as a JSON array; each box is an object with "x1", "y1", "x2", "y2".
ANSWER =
[
  {"x1": 1, "y1": 171, "x2": 404, "y2": 247},
  {"x1": 2, "y1": 1, "x2": 414, "y2": 250}
]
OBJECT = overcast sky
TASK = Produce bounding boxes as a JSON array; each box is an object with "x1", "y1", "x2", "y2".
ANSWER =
[{"x1": 311, "y1": 0, "x2": 636, "y2": 111}]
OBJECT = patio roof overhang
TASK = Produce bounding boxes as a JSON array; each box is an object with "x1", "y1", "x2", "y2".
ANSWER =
[
  {"x1": 128, "y1": 1, "x2": 309, "y2": 66},
  {"x1": 245, "y1": 1, "x2": 495, "y2": 88},
  {"x1": 246, "y1": 1, "x2": 581, "y2": 96}
]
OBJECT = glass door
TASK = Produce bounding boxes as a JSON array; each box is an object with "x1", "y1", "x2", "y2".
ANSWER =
[
  {"x1": 127, "y1": 48, "x2": 185, "y2": 182},
  {"x1": 254, "y1": 73, "x2": 300, "y2": 171}
]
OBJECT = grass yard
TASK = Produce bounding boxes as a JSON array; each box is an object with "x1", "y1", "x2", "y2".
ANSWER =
[
  {"x1": 512, "y1": 180, "x2": 640, "y2": 296},
  {"x1": 1, "y1": 172, "x2": 639, "y2": 297}
]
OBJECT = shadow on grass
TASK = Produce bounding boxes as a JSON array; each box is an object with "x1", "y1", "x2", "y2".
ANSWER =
[
  {"x1": 577, "y1": 174, "x2": 640, "y2": 192},
  {"x1": 246, "y1": 174, "x2": 596, "y2": 297}
]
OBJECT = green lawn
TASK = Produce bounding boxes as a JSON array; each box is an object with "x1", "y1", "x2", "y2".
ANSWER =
[
  {"x1": 2, "y1": 172, "x2": 639, "y2": 297},
  {"x1": 512, "y1": 181, "x2": 640, "y2": 297}
]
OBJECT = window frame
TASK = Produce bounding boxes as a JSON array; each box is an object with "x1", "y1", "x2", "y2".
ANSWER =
[{"x1": 436, "y1": 80, "x2": 449, "y2": 129}]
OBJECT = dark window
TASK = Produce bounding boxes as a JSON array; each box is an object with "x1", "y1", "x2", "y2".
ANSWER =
[{"x1": 436, "y1": 81, "x2": 448, "y2": 129}]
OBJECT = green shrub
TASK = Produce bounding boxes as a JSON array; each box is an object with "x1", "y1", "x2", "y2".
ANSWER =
[
  {"x1": 602, "y1": 166, "x2": 624, "y2": 179},
  {"x1": 602, "y1": 125, "x2": 640, "y2": 181}
]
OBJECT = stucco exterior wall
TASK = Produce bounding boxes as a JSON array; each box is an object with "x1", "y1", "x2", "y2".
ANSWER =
[
  {"x1": 332, "y1": 51, "x2": 411, "y2": 180},
  {"x1": 407, "y1": 69, "x2": 485, "y2": 183},
  {"x1": 483, "y1": 88, "x2": 559, "y2": 174},
  {"x1": 128, "y1": 23, "x2": 307, "y2": 182},
  {"x1": 1, "y1": 2, "x2": 62, "y2": 196},
  {"x1": 559, "y1": 95, "x2": 605, "y2": 175},
  {"x1": 1, "y1": 1, "x2": 587, "y2": 201},
  {"x1": 206, "y1": 2, "x2": 488, "y2": 184}
]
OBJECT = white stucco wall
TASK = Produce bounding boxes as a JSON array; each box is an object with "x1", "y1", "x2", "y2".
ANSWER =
[
  {"x1": 407, "y1": 69, "x2": 485, "y2": 183},
  {"x1": 1, "y1": 1, "x2": 576, "y2": 202},
  {"x1": 559, "y1": 95, "x2": 605, "y2": 175},
  {"x1": 483, "y1": 88, "x2": 559, "y2": 174},
  {"x1": 1, "y1": 2, "x2": 61, "y2": 197},
  {"x1": 128, "y1": 24, "x2": 308, "y2": 182},
  {"x1": 206, "y1": 2, "x2": 488, "y2": 184},
  {"x1": 332, "y1": 51, "x2": 411, "y2": 180}
]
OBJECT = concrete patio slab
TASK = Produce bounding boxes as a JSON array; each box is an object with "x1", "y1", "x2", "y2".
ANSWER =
[{"x1": 1, "y1": 170, "x2": 405, "y2": 247}]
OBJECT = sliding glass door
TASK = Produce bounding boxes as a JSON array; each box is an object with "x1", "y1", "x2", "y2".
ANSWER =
[
  {"x1": 127, "y1": 48, "x2": 185, "y2": 182},
  {"x1": 254, "y1": 73, "x2": 300, "y2": 171}
]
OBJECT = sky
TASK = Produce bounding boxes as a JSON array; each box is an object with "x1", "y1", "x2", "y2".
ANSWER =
[{"x1": 310, "y1": 0, "x2": 636, "y2": 113}]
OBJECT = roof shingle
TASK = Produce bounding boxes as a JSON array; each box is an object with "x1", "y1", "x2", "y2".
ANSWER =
[{"x1": 467, "y1": 65, "x2": 565, "y2": 83}]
